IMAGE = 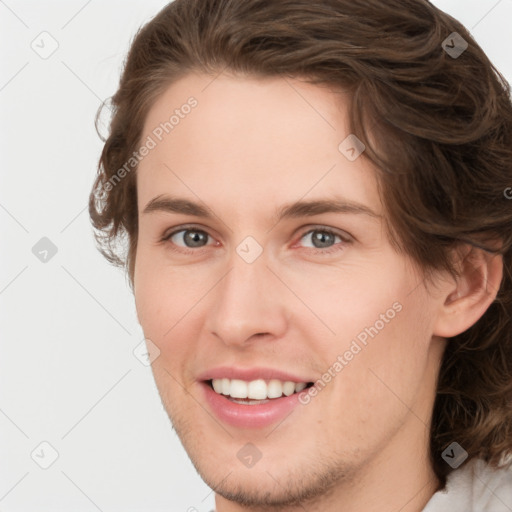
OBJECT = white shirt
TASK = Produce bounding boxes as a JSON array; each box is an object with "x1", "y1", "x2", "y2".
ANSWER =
[
  {"x1": 209, "y1": 456, "x2": 512, "y2": 512},
  {"x1": 422, "y1": 456, "x2": 512, "y2": 511}
]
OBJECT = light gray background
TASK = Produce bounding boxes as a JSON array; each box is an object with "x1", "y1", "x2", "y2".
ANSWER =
[{"x1": 1, "y1": 1, "x2": 511, "y2": 511}]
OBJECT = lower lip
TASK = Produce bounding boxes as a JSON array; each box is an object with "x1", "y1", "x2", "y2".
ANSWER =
[{"x1": 200, "y1": 381, "x2": 306, "y2": 429}]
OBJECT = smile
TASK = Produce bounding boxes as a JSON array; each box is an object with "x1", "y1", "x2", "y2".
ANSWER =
[
  {"x1": 209, "y1": 378, "x2": 311, "y2": 403},
  {"x1": 200, "y1": 377, "x2": 314, "y2": 429}
]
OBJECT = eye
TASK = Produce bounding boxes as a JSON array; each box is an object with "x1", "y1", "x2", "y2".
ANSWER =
[
  {"x1": 296, "y1": 227, "x2": 351, "y2": 254},
  {"x1": 160, "y1": 225, "x2": 352, "y2": 256},
  {"x1": 161, "y1": 226, "x2": 216, "y2": 254}
]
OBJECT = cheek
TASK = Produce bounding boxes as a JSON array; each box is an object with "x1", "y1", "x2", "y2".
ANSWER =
[
  {"x1": 286, "y1": 254, "x2": 411, "y2": 346},
  {"x1": 134, "y1": 258, "x2": 177, "y2": 352},
  {"x1": 134, "y1": 256, "x2": 208, "y2": 379},
  {"x1": 330, "y1": 292, "x2": 432, "y2": 431},
  {"x1": 297, "y1": 255, "x2": 432, "y2": 400},
  {"x1": 134, "y1": 245, "x2": 194, "y2": 333}
]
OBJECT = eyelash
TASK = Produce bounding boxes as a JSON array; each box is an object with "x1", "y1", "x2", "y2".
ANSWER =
[{"x1": 160, "y1": 225, "x2": 352, "y2": 256}]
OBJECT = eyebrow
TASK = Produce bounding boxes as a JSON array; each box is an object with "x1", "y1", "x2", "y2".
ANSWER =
[{"x1": 142, "y1": 194, "x2": 382, "y2": 222}]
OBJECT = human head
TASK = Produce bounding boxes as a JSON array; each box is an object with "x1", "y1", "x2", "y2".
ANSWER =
[{"x1": 89, "y1": 0, "x2": 512, "y2": 507}]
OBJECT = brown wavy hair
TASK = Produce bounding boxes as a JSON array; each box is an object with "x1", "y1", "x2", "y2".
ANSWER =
[{"x1": 89, "y1": 0, "x2": 512, "y2": 491}]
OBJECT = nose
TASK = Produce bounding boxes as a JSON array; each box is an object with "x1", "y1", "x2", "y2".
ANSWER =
[{"x1": 205, "y1": 248, "x2": 289, "y2": 348}]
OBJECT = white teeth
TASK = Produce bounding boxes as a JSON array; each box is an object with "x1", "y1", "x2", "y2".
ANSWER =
[
  {"x1": 221, "y1": 378, "x2": 230, "y2": 395},
  {"x1": 267, "y1": 379, "x2": 284, "y2": 399},
  {"x1": 210, "y1": 378, "x2": 309, "y2": 400},
  {"x1": 230, "y1": 379, "x2": 248, "y2": 399},
  {"x1": 283, "y1": 381, "x2": 296, "y2": 396},
  {"x1": 294, "y1": 382, "x2": 307, "y2": 392},
  {"x1": 212, "y1": 379, "x2": 223, "y2": 394},
  {"x1": 248, "y1": 379, "x2": 267, "y2": 400}
]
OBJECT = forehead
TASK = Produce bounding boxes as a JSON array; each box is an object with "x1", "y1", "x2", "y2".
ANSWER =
[{"x1": 136, "y1": 72, "x2": 383, "y2": 221}]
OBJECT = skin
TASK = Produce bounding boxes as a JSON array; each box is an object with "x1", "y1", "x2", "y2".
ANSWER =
[{"x1": 133, "y1": 72, "x2": 503, "y2": 511}]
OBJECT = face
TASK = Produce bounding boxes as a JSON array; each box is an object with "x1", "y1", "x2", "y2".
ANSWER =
[{"x1": 133, "y1": 72, "x2": 447, "y2": 508}]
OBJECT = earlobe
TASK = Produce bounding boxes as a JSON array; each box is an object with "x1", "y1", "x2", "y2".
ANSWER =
[{"x1": 433, "y1": 244, "x2": 503, "y2": 338}]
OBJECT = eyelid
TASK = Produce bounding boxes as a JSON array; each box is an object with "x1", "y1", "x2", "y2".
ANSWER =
[
  {"x1": 295, "y1": 224, "x2": 353, "y2": 243},
  {"x1": 163, "y1": 222, "x2": 213, "y2": 236}
]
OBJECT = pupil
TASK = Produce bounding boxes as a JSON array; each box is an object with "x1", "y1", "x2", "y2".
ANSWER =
[
  {"x1": 313, "y1": 231, "x2": 333, "y2": 248},
  {"x1": 185, "y1": 230, "x2": 207, "y2": 247}
]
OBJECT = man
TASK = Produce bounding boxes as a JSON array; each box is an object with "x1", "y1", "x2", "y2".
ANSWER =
[{"x1": 89, "y1": 1, "x2": 512, "y2": 510}]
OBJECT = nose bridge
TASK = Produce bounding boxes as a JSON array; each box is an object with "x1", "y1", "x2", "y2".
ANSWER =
[{"x1": 206, "y1": 243, "x2": 288, "y2": 345}]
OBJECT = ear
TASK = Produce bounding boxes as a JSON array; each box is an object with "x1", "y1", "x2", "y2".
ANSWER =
[{"x1": 433, "y1": 243, "x2": 503, "y2": 338}]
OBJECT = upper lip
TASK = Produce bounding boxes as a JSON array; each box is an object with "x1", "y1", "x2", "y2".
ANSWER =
[{"x1": 197, "y1": 366, "x2": 313, "y2": 383}]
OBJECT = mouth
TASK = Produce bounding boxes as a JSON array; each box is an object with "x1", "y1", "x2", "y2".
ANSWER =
[
  {"x1": 200, "y1": 377, "x2": 315, "y2": 428},
  {"x1": 206, "y1": 378, "x2": 314, "y2": 405}
]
